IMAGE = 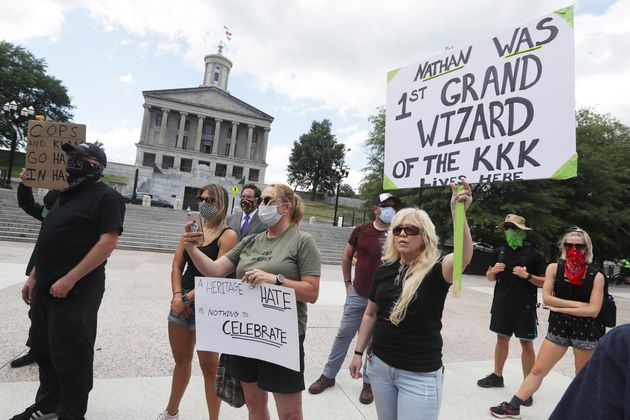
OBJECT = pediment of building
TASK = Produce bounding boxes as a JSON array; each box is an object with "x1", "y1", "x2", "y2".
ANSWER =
[{"x1": 143, "y1": 87, "x2": 273, "y2": 123}]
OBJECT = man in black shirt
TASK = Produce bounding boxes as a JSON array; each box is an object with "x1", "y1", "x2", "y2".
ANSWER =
[
  {"x1": 477, "y1": 214, "x2": 547, "y2": 406},
  {"x1": 11, "y1": 143, "x2": 125, "y2": 420}
]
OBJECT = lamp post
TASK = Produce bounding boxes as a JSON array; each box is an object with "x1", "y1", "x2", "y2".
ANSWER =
[
  {"x1": 331, "y1": 162, "x2": 349, "y2": 226},
  {"x1": 1, "y1": 99, "x2": 35, "y2": 189}
]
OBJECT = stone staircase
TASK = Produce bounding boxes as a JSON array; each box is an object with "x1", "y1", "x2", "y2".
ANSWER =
[{"x1": 0, "y1": 187, "x2": 350, "y2": 265}]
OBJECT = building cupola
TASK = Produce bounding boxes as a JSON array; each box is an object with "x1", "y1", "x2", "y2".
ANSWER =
[{"x1": 203, "y1": 43, "x2": 233, "y2": 90}]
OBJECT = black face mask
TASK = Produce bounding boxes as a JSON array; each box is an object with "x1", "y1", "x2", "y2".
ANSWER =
[{"x1": 66, "y1": 154, "x2": 103, "y2": 186}]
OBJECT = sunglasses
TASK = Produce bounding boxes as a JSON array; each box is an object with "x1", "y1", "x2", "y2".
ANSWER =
[
  {"x1": 564, "y1": 242, "x2": 586, "y2": 250},
  {"x1": 197, "y1": 197, "x2": 215, "y2": 204},
  {"x1": 392, "y1": 225, "x2": 423, "y2": 236}
]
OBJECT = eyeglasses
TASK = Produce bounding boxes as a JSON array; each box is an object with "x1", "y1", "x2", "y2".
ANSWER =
[
  {"x1": 564, "y1": 242, "x2": 586, "y2": 250},
  {"x1": 392, "y1": 225, "x2": 423, "y2": 236},
  {"x1": 261, "y1": 196, "x2": 289, "y2": 206}
]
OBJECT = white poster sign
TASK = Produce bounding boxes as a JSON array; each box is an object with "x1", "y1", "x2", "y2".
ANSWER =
[
  {"x1": 195, "y1": 277, "x2": 300, "y2": 372},
  {"x1": 384, "y1": 6, "x2": 576, "y2": 189}
]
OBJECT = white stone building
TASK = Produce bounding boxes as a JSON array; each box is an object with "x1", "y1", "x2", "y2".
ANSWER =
[{"x1": 109, "y1": 46, "x2": 273, "y2": 210}]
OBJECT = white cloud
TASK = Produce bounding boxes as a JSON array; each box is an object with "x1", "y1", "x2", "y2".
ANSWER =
[
  {"x1": 0, "y1": 0, "x2": 69, "y2": 42},
  {"x1": 338, "y1": 128, "x2": 368, "y2": 156},
  {"x1": 89, "y1": 125, "x2": 140, "y2": 165},
  {"x1": 263, "y1": 145, "x2": 292, "y2": 185},
  {"x1": 119, "y1": 73, "x2": 134, "y2": 85}
]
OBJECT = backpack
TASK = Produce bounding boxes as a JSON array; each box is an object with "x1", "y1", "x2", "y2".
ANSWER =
[
  {"x1": 350, "y1": 222, "x2": 371, "y2": 256},
  {"x1": 555, "y1": 260, "x2": 616, "y2": 328}
]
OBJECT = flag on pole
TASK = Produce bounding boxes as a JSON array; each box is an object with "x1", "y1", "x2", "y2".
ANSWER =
[{"x1": 224, "y1": 25, "x2": 233, "y2": 41}]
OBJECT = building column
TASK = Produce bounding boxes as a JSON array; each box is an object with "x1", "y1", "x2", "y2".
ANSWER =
[
  {"x1": 176, "y1": 112, "x2": 188, "y2": 149},
  {"x1": 158, "y1": 108, "x2": 170, "y2": 146},
  {"x1": 194, "y1": 115, "x2": 205, "y2": 152},
  {"x1": 212, "y1": 118, "x2": 222, "y2": 155},
  {"x1": 139, "y1": 104, "x2": 151, "y2": 144},
  {"x1": 229, "y1": 122, "x2": 239, "y2": 157},
  {"x1": 261, "y1": 128, "x2": 270, "y2": 162},
  {"x1": 246, "y1": 125, "x2": 255, "y2": 161}
]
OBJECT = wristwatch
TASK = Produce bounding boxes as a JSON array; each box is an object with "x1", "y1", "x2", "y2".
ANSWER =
[
  {"x1": 275, "y1": 274, "x2": 285, "y2": 286},
  {"x1": 526, "y1": 273, "x2": 533, "y2": 280},
  {"x1": 181, "y1": 293, "x2": 191, "y2": 306}
]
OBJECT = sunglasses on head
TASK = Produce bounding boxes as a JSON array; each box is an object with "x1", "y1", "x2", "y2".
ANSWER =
[
  {"x1": 392, "y1": 225, "x2": 423, "y2": 236},
  {"x1": 564, "y1": 242, "x2": 586, "y2": 250}
]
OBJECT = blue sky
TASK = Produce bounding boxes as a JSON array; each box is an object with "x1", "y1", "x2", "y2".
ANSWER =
[{"x1": 2, "y1": 0, "x2": 628, "y2": 190}]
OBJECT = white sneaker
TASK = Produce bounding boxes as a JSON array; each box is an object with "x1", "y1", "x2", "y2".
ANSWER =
[{"x1": 157, "y1": 410, "x2": 179, "y2": 420}]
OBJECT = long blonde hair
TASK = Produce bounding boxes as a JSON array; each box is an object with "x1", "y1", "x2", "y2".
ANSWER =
[
  {"x1": 197, "y1": 183, "x2": 229, "y2": 243},
  {"x1": 271, "y1": 184, "x2": 304, "y2": 227},
  {"x1": 384, "y1": 208, "x2": 441, "y2": 325}
]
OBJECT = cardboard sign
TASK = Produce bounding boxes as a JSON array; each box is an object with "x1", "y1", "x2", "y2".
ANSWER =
[
  {"x1": 384, "y1": 6, "x2": 576, "y2": 189},
  {"x1": 24, "y1": 120, "x2": 86, "y2": 189},
  {"x1": 195, "y1": 277, "x2": 300, "y2": 371}
]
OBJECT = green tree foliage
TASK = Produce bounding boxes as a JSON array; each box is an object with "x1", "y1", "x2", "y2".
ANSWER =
[
  {"x1": 338, "y1": 183, "x2": 356, "y2": 198},
  {"x1": 287, "y1": 119, "x2": 345, "y2": 200},
  {"x1": 0, "y1": 41, "x2": 73, "y2": 148},
  {"x1": 359, "y1": 107, "x2": 630, "y2": 262},
  {"x1": 359, "y1": 107, "x2": 385, "y2": 200}
]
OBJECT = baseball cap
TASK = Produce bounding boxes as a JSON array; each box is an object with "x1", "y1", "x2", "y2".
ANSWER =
[
  {"x1": 374, "y1": 192, "x2": 400, "y2": 207},
  {"x1": 61, "y1": 142, "x2": 107, "y2": 168}
]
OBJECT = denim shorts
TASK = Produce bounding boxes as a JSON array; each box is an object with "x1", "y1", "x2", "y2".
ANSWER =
[{"x1": 167, "y1": 302, "x2": 196, "y2": 331}]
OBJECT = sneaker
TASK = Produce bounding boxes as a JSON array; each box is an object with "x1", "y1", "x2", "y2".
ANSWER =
[
  {"x1": 308, "y1": 374, "x2": 335, "y2": 394},
  {"x1": 477, "y1": 372, "x2": 504, "y2": 388},
  {"x1": 9, "y1": 404, "x2": 56, "y2": 420},
  {"x1": 522, "y1": 396, "x2": 533, "y2": 407},
  {"x1": 489, "y1": 401, "x2": 521, "y2": 418},
  {"x1": 157, "y1": 410, "x2": 179, "y2": 420},
  {"x1": 10, "y1": 352, "x2": 36, "y2": 368},
  {"x1": 359, "y1": 383, "x2": 373, "y2": 404}
]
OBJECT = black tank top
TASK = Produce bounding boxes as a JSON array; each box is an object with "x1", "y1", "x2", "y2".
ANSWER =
[{"x1": 181, "y1": 228, "x2": 235, "y2": 290}]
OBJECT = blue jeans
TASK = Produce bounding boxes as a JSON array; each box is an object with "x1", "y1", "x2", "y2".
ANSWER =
[
  {"x1": 322, "y1": 287, "x2": 370, "y2": 383},
  {"x1": 368, "y1": 355, "x2": 443, "y2": 420}
]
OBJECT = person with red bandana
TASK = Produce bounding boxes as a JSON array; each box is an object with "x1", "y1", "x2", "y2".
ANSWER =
[{"x1": 489, "y1": 227, "x2": 606, "y2": 418}]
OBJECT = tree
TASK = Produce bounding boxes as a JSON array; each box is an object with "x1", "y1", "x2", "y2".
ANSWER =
[
  {"x1": 287, "y1": 120, "x2": 346, "y2": 200},
  {"x1": 93, "y1": 140, "x2": 105, "y2": 150},
  {"x1": 359, "y1": 107, "x2": 385, "y2": 200},
  {"x1": 338, "y1": 183, "x2": 356, "y2": 198},
  {"x1": 0, "y1": 41, "x2": 73, "y2": 149}
]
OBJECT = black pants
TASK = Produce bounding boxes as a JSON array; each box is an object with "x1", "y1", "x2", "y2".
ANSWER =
[{"x1": 29, "y1": 278, "x2": 105, "y2": 420}]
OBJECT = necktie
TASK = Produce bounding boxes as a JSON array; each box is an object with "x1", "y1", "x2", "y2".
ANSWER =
[{"x1": 241, "y1": 214, "x2": 250, "y2": 235}]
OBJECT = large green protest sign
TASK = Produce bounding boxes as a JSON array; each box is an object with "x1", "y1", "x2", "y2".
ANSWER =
[{"x1": 384, "y1": 6, "x2": 575, "y2": 190}]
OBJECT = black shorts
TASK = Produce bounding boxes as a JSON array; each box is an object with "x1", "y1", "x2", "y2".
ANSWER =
[
  {"x1": 230, "y1": 334, "x2": 305, "y2": 394},
  {"x1": 490, "y1": 307, "x2": 537, "y2": 340}
]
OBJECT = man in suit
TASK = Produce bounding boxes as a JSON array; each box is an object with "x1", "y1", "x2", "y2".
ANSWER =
[{"x1": 227, "y1": 183, "x2": 266, "y2": 240}]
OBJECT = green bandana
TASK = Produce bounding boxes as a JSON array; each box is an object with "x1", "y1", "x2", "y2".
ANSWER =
[{"x1": 504, "y1": 228, "x2": 526, "y2": 250}]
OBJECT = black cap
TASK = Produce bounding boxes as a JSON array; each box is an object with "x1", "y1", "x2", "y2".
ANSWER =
[
  {"x1": 61, "y1": 142, "x2": 107, "y2": 168},
  {"x1": 374, "y1": 192, "x2": 400, "y2": 207}
]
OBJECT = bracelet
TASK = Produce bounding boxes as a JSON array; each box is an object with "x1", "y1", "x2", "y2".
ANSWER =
[
  {"x1": 173, "y1": 291, "x2": 183, "y2": 296},
  {"x1": 344, "y1": 280, "x2": 351, "y2": 284},
  {"x1": 354, "y1": 350, "x2": 364, "y2": 356}
]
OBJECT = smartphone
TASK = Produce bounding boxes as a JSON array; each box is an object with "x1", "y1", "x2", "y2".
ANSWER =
[{"x1": 186, "y1": 211, "x2": 204, "y2": 244}]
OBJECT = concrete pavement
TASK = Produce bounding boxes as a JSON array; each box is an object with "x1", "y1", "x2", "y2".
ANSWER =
[{"x1": 1, "y1": 240, "x2": 628, "y2": 419}]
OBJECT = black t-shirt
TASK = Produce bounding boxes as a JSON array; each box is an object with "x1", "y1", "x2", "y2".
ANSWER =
[
  {"x1": 182, "y1": 228, "x2": 236, "y2": 290},
  {"x1": 369, "y1": 260, "x2": 450, "y2": 372},
  {"x1": 491, "y1": 243, "x2": 547, "y2": 312},
  {"x1": 33, "y1": 182, "x2": 125, "y2": 292}
]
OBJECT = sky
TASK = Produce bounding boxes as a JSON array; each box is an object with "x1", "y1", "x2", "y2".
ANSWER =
[{"x1": 1, "y1": 0, "x2": 629, "y2": 191}]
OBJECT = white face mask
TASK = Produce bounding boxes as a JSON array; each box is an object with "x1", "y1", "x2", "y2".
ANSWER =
[
  {"x1": 378, "y1": 206, "x2": 396, "y2": 224},
  {"x1": 258, "y1": 203, "x2": 284, "y2": 227}
]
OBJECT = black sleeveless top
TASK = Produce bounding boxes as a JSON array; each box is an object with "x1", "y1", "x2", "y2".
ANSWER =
[{"x1": 181, "y1": 228, "x2": 235, "y2": 290}]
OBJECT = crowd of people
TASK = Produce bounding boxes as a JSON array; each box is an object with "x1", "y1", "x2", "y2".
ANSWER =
[{"x1": 6, "y1": 147, "x2": 622, "y2": 420}]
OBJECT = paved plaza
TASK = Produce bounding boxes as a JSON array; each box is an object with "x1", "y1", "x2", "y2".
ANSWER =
[{"x1": 1, "y1": 240, "x2": 628, "y2": 419}]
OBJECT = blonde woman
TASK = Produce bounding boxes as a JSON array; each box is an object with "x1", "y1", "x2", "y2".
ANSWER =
[
  {"x1": 182, "y1": 184, "x2": 321, "y2": 420},
  {"x1": 159, "y1": 184, "x2": 238, "y2": 420},
  {"x1": 489, "y1": 228, "x2": 606, "y2": 418},
  {"x1": 349, "y1": 182, "x2": 473, "y2": 420}
]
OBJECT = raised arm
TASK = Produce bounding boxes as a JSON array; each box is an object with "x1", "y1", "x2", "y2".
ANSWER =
[
  {"x1": 442, "y1": 181, "x2": 473, "y2": 283},
  {"x1": 181, "y1": 222, "x2": 236, "y2": 278}
]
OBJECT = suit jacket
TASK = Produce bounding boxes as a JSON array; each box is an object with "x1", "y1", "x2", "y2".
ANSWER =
[{"x1": 227, "y1": 210, "x2": 266, "y2": 240}]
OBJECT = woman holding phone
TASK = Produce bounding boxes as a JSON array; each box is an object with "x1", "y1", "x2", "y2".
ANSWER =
[
  {"x1": 181, "y1": 184, "x2": 321, "y2": 420},
  {"x1": 158, "y1": 184, "x2": 238, "y2": 420}
]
